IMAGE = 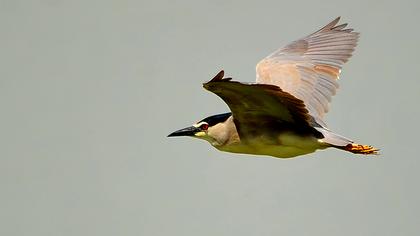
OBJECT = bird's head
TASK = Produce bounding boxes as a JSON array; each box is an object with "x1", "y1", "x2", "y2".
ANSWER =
[{"x1": 167, "y1": 112, "x2": 233, "y2": 146}]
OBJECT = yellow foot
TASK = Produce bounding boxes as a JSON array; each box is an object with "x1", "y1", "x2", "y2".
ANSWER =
[{"x1": 344, "y1": 143, "x2": 379, "y2": 155}]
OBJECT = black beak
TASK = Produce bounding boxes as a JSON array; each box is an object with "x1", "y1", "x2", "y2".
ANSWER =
[{"x1": 167, "y1": 126, "x2": 200, "y2": 137}]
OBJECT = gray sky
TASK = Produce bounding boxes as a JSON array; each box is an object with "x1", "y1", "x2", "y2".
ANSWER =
[{"x1": 1, "y1": 0, "x2": 419, "y2": 235}]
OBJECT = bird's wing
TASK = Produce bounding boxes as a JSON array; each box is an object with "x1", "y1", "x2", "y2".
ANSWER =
[
  {"x1": 203, "y1": 71, "x2": 321, "y2": 139},
  {"x1": 256, "y1": 17, "x2": 359, "y2": 127}
]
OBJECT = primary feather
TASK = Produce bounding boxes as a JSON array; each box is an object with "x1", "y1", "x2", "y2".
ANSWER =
[{"x1": 256, "y1": 17, "x2": 359, "y2": 127}]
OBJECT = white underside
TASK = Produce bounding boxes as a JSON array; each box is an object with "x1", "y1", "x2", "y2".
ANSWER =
[{"x1": 215, "y1": 133, "x2": 327, "y2": 158}]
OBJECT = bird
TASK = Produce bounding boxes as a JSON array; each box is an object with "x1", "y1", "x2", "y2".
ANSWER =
[{"x1": 168, "y1": 17, "x2": 378, "y2": 158}]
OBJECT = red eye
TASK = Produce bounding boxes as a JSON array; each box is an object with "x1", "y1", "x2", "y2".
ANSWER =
[{"x1": 200, "y1": 123, "x2": 209, "y2": 130}]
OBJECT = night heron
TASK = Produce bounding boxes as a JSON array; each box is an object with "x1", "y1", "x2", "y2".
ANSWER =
[{"x1": 168, "y1": 17, "x2": 378, "y2": 158}]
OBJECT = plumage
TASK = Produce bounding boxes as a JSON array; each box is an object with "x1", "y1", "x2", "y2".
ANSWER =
[
  {"x1": 203, "y1": 70, "x2": 323, "y2": 140},
  {"x1": 168, "y1": 17, "x2": 378, "y2": 158},
  {"x1": 256, "y1": 17, "x2": 359, "y2": 126}
]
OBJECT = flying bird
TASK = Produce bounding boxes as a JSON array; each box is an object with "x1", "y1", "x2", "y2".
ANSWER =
[{"x1": 168, "y1": 17, "x2": 378, "y2": 158}]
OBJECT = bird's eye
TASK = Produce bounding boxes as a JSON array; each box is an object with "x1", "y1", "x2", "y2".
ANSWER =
[{"x1": 200, "y1": 123, "x2": 209, "y2": 130}]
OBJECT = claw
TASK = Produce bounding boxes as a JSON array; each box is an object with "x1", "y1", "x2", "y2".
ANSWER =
[{"x1": 344, "y1": 143, "x2": 379, "y2": 155}]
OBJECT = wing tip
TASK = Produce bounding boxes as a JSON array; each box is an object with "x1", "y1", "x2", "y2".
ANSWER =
[
  {"x1": 315, "y1": 16, "x2": 360, "y2": 35},
  {"x1": 332, "y1": 16, "x2": 341, "y2": 25},
  {"x1": 203, "y1": 70, "x2": 233, "y2": 90},
  {"x1": 210, "y1": 70, "x2": 224, "y2": 82},
  {"x1": 316, "y1": 17, "x2": 341, "y2": 33}
]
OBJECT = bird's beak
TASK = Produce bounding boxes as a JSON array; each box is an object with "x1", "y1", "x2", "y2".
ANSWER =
[{"x1": 167, "y1": 126, "x2": 200, "y2": 137}]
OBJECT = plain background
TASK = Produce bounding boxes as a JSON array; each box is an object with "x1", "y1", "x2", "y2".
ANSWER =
[{"x1": 1, "y1": 0, "x2": 419, "y2": 235}]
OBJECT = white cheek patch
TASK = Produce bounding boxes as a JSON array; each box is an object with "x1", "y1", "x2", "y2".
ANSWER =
[{"x1": 193, "y1": 122, "x2": 208, "y2": 128}]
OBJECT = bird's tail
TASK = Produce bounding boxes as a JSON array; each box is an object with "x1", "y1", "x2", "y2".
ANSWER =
[{"x1": 316, "y1": 127, "x2": 379, "y2": 155}]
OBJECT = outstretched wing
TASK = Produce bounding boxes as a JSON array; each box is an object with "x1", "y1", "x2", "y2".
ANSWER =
[
  {"x1": 256, "y1": 17, "x2": 359, "y2": 127},
  {"x1": 203, "y1": 71, "x2": 321, "y2": 140}
]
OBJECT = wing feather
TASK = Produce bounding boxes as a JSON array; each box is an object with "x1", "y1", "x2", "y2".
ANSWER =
[
  {"x1": 256, "y1": 17, "x2": 359, "y2": 126},
  {"x1": 203, "y1": 71, "x2": 322, "y2": 139}
]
